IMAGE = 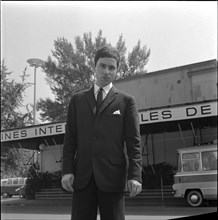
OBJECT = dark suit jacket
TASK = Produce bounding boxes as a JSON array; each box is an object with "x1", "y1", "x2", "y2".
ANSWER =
[{"x1": 62, "y1": 85, "x2": 142, "y2": 192}]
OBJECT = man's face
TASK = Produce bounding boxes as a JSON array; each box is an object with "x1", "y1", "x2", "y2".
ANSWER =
[{"x1": 95, "y1": 57, "x2": 118, "y2": 87}]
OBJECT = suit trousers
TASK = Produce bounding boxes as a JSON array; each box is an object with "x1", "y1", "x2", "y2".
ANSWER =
[{"x1": 71, "y1": 174, "x2": 125, "y2": 220}]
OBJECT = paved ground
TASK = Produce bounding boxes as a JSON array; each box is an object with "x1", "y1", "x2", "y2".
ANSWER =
[{"x1": 1, "y1": 197, "x2": 217, "y2": 220}]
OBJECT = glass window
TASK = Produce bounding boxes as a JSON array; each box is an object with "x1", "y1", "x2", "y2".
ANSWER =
[
  {"x1": 177, "y1": 153, "x2": 181, "y2": 172},
  {"x1": 182, "y1": 152, "x2": 200, "y2": 172},
  {"x1": 8, "y1": 179, "x2": 13, "y2": 185},
  {"x1": 19, "y1": 178, "x2": 24, "y2": 185},
  {"x1": 1, "y1": 180, "x2": 8, "y2": 186},
  {"x1": 202, "y1": 150, "x2": 217, "y2": 171},
  {"x1": 13, "y1": 178, "x2": 18, "y2": 185}
]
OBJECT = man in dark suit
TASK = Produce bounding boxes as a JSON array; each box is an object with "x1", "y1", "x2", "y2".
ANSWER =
[{"x1": 61, "y1": 46, "x2": 142, "y2": 220}]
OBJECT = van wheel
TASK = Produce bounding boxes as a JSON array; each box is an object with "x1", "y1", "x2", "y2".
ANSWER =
[
  {"x1": 2, "y1": 192, "x2": 9, "y2": 198},
  {"x1": 186, "y1": 190, "x2": 203, "y2": 207}
]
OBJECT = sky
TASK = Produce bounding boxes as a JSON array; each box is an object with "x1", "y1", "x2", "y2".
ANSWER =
[{"x1": 1, "y1": 1, "x2": 217, "y2": 121}]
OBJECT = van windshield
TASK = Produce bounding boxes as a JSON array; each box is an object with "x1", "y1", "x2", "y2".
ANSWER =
[
  {"x1": 1, "y1": 180, "x2": 8, "y2": 186},
  {"x1": 177, "y1": 153, "x2": 181, "y2": 172}
]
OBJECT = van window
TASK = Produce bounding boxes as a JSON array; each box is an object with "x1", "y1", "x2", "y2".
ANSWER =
[
  {"x1": 8, "y1": 179, "x2": 13, "y2": 185},
  {"x1": 13, "y1": 178, "x2": 19, "y2": 185},
  {"x1": 19, "y1": 178, "x2": 25, "y2": 185},
  {"x1": 202, "y1": 150, "x2": 217, "y2": 171},
  {"x1": 182, "y1": 152, "x2": 200, "y2": 172},
  {"x1": 1, "y1": 180, "x2": 8, "y2": 186}
]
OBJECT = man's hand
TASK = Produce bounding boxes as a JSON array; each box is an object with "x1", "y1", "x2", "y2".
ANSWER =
[
  {"x1": 127, "y1": 180, "x2": 142, "y2": 197},
  {"x1": 61, "y1": 174, "x2": 74, "y2": 192}
]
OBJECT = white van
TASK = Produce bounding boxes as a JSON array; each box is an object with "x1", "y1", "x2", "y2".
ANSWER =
[
  {"x1": 1, "y1": 177, "x2": 27, "y2": 198},
  {"x1": 172, "y1": 144, "x2": 217, "y2": 207}
]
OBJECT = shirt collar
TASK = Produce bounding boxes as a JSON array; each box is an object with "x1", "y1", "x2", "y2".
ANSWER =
[{"x1": 94, "y1": 83, "x2": 113, "y2": 95}]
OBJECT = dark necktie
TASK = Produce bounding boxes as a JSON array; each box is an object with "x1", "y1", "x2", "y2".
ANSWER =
[{"x1": 96, "y1": 88, "x2": 103, "y2": 113}]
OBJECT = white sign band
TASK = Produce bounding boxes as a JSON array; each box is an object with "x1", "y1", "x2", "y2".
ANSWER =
[
  {"x1": 1, "y1": 101, "x2": 217, "y2": 142},
  {"x1": 139, "y1": 101, "x2": 217, "y2": 124}
]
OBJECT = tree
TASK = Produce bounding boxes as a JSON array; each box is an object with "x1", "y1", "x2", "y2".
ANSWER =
[
  {"x1": 128, "y1": 40, "x2": 150, "y2": 75},
  {"x1": 38, "y1": 30, "x2": 150, "y2": 122},
  {"x1": 1, "y1": 147, "x2": 30, "y2": 179},
  {"x1": 1, "y1": 60, "x2": 33, "y2": 130},
  {"x1": 1, "y1": 60, "x2": 33, "y2": 178}
]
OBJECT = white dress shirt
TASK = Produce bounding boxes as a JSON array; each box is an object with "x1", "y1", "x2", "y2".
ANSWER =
[{"x1": 94, "y1": 83, "x2": 113, "y2": 101}]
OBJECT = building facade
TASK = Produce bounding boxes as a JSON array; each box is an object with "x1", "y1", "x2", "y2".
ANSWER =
[
  {"x1": 1, "y1": 59, "x2": 217, "y2": 188},
  {"x1": 114, "y1": 59, "x2": 217, "y2": 170}
]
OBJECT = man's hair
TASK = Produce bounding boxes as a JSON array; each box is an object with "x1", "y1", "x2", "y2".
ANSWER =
[{"x1": 94, "y1": 46, "x2": 120, "y2": 68}]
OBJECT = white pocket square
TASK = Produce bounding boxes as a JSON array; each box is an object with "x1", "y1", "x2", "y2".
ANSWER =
[{"x1": 113, "y1": 110, "x2": 121, "y2": 115}]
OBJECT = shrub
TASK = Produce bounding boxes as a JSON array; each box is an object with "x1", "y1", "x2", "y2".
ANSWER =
[{"x1": 142, "y1": 162, "x2": 176, "y2": 189}]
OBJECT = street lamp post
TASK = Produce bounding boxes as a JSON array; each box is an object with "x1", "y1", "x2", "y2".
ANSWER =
[{"x1": 27, "y1": 58, "x2": 45, "y2": 125}]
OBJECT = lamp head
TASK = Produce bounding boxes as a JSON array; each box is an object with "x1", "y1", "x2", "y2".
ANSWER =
[{"x1": 27, "y1": 58, "x2": 45, "y2": 68}]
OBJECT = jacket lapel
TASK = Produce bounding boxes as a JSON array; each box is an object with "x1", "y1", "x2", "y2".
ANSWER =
[
  {"x1": 98, "y1": 86, "x2": 118, "y2": 115},
  {"x1": 85, "y1": 86, "x2": 97, "y2": 115}
]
